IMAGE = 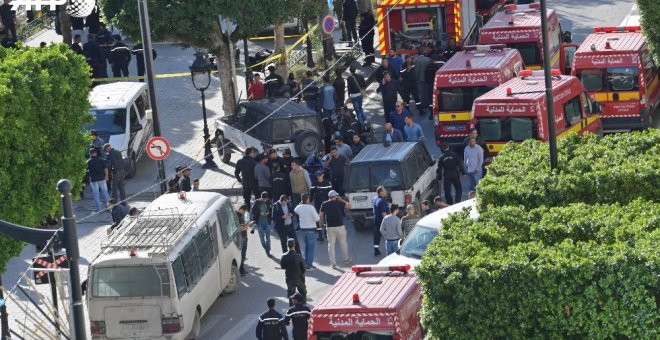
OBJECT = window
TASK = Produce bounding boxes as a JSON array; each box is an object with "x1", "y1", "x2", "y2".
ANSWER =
[
  {"x1": 195, "y1": 225, "x2": 216, "y2": 270},
  {"x1": 608, "y1": 67, "x2": 639, "y2": 91},
  {"x1": 508, "y1": 42, "x2": 541, "y2": 65},
  {"x1": 478, "y1": 118, "x2": 502, "y2": 141},
  {"x1": 223, "y1": 203, "x2": 240, "y2": 246},
  {"x1": 579, "y1": 69, "x2": 605, "y2": 91},
  {"x1": 510, "y1": 117, "x2": 534, "y2": 140},
  {"x1": 92, "y1": 265, "x2": 170, "y2": 297},
  {"x1": 477, "y1": 117, "x2": 536, "y2": 142},
  {"x1": 563, "y1": 95, "x2": 582, "y2": 127},
  {"x1": 217, "y1": 203, "x2": 239, "y2": 247},
  {"x1": 181, "y1": 243, "x2": 202, "y2": 289},
  {"x1": 438, "y1": 85, "x2": 496, "y2": 111},
  {"x1": 135, "y1": 92, "x2": 148, "y2": 119},
  {"x1": 399, "y1": 226, "x2": 439, "y2": 259},
  {"x1": 348, "y1": 165, "x2": 370, "y2": 191},
  {"x1": 370, "y1": 164, "x2": 404, "y2": 191},
  {"x1": 271, "y1": 119, "x2": 290, "y2": 142},
  {"x1": 172, "y1": 258, "x2": 188, "y2": 298},
  {"x1": 581, "y1": 92, "x2": 593, "y2": 115},
  {"x1": 86, "y1": 109, "x2": 127, "y2": 135},
  {"x1": 129, "y1": 105, "x2": 139, "y2": 129},
  {"x1": 291, "y1": 117, "x2": 320, "y2": 135}
]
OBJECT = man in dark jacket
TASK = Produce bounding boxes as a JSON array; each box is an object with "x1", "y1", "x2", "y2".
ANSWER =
[
  {"x1": 84, "y1": 35, "x2": 108, "y2": 79},
  {"x1": 400, "y1": 55, "x2": 421, "y2": 112},
  {"x1": 108, "y1": 199, "x2": 128, "y2": 231},
  {"x1": 343, "y1": 0, "x2": 359, "y2": 45},
  {"x1": 270, "y1": 163, "x2": 291, "y2": 205},
  {"x1": 347, "y1": 66, "x2": 367, "y2": 124},
  {"x1": 382, "y1": 123, "x2": 404, "y2": 143},
  {"x1": 86, "y1": 6, "x2": 100, "y2": 39},
  {"x1": 273, "y1": 195, "x2": 300, "y2": 254},
  {"x1": 256, "y1": 298, "x2": 288, "y2": 340},
  {"x1": 378, "y1": 71, "x2": 399, "y2": 124},
  {"x1": 301, "y1": 71, "x2": 320, "y2": 112},
  {"x1": 375, "y1": 59, "x2": 396, "y2": 84},
  {"x1": 264, "y1": 65, "x2": 284, "y2": 97},
  {"x1": 280, "y1": 238, "x2": 307, "y2": 306},
  {"x1": 436, "y1": 143, "x2": 465, "y2": 205},
  {"x1": 333, "y1": 68, "x2": 346, "y2": 109},
  {"x1": 178, "y1": 167, "x2": 192, "y2": 192},
  {"x1": 310, "y1": 171, "x2": 332, "y2": 241},
  {"x1": 96, "y1": 23, "x2": 114, "y2": 65},
  {"x1": 359, "y1": 11, "x2": 375, "y2": 66},
  {"x1": 0, "y1": 0, "x2": 17, "y2": 41},
  {"x1": 71, "y1": 34, "x2": 84, "y2": 55},
  {"x1": 110, "y1": 34, "x2": 131, "y2": 78},
  {"x1": 285, "y1": 293, "x2": 311, "y2": 340},
  {"x1": 251, "y1": 192, "x2": 274, "y2": 256},
  {"x1": 235, "y1": 148, "x2": 258, "y2": 206},
  {"x1": 103, "y1": 143, "x2": 126, "y2": 203},
  {"x1": 131, "y1": 43, "x2": 157, "y2": 80}
]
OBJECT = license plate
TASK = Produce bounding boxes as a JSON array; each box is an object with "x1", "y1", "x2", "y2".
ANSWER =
[
  {"x1": 443, "y1": 124, "x2": 465, "y2": 132},
  {"x1": 120, "y1": 322, "x2": 147, "y2": 333},
  {"x1": 353, "y1": 196, "x2": 368, "y2": 202}
]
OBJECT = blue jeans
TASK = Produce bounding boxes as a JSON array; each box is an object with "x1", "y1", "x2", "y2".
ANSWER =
[
  {"x1": 301, "y1": 230, "x2": 317, "y2": 268},
  {"x1": 257, "y1": 222, "x2": 272, "y2": 255},
  {"x1": 385, "y1": 239, "x2": 399, "y2": 256},
  {"x1": 90, "y1": 180, "x2": 110, "y2": 211},
  {"x1": 467, "y1": 172, "x2": 482, "y2": 192},
  {"x1": 239, "y1": 234, "x2": 248, "y2": 274},
  {"x1": 351, "y1": 95, "x2": 366, "y2": 124}
]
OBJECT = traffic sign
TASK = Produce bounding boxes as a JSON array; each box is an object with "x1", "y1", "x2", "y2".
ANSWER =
[
  {"x1": 33, "y1": 254, "x2": 69, "y2": 285},
  {"x1": 322, "y1": 15, "x2": 335, "y2": 35},
  {"x1": 146, "y1": 137, "x2": 171, "y2": 161}
]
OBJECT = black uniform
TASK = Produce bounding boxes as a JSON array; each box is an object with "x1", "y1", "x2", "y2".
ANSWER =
[
  {"x1": 256, "y1": 309, "x2": 288, "y2": 340},
  {"x1": 310, "y1": 178, "x2": 332, "y2": 211},
  {"x1": 131, "y1": 43, "x2": 158, "y2": 79},
  {"x1": 96, "y1": 29, "x2": 114, "y2": 65},
  {"x1": 359, "y1": 12, "x2": 375, "y2": 65},
  {"x1": 280, "y1": 250, "x2": 307, "y2": 306},
  {"x1": 235, "y1": 155, "x2": 258, "y2": 205},
  {"x1": 179, "y1": 175, "x2": 192, "y2": 192},
  {"x1": 270, "y1": 171, "x2": 291, "y2": 203},
  {"x1": 83, "y1": 40, "x2": 108, "y2": 78},
  {"x1": 285, "y1": 304, "x2": 311, "y2": 340},
  {"x1": 436, "y1": 150, "x2": 465, "y2": 205},
  {"x1": 110, "y1": 41, "x2": 132, "y2": 77},
  {"x1": 265, "y1": 73, "x2": 284, "y2": 97}
]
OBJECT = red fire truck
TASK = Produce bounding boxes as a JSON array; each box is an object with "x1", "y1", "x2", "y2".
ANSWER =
[
  {"x1": 376, "y1": 0, "x2": 505, "y2": 55},
  {"x1": 309, "y1": 265, "x2": 423, "y2": 340},
  {"x1": 471, "y1": 70, "x2": 602, "y2": 161},
  {"x1": 478, "y1": 3, "x2": 577, "y2": 73},
  {"x1": 572, "y1": 26, "x2": 659, "y2": 132},
  {"x1": 433, "y1": 44, "x2": 524, "y2": 147}
]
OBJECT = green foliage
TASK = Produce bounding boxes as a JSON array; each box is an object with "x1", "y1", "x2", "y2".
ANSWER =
[
  {"x1": 637, "y1": 0, "x2": 660, "y2": 64},
  {"x1": 417, "y1": 201, "x2": 660, "y2": 339},
  {"x1": 477, "y1": 130, "x2": 660, "y2": 210},
  {"x1": 0, "y1": 44, "x2": 92, "y2": 273}
]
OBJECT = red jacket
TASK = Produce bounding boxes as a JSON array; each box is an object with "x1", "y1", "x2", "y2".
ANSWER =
[{"x1": 249, "y1": 81, "x2": 265, "y2": 99}]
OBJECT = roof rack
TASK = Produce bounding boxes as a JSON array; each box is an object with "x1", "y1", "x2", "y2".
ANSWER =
[{"x1": 101, "y1": 208, "x2": 198, "y2": 256}]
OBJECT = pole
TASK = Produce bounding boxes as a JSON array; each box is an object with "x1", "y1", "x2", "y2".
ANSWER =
[
  {"x1": 57, "y1": 179, "x2": 86, "y2": 340},
  {"x1": 540, "y1": 0, "x2": 558, "y2": 170},
  {"x1": 47, "y1": 248, "x2": 60, "y2": 336},
  {"x1": 201, "y1": 90, "x2": 217, "y2": 168},
  {"x1": 138, "y1": 0, "x2": 167, "y2": 193},
  {"x1": 243, "y1": 37, "x2": 251, "y2": 94},
  {"x1": 0, "y1": 274, "x2": 9, "y2": 340}
]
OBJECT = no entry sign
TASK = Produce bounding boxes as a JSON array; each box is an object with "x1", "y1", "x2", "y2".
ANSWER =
[{"x1": 146, "y1": 137, "x2": 171, "y2": 161}]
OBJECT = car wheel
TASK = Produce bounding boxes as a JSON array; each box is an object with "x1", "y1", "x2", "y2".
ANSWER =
[
  {"x1": 295, "y1": 131, "x2": 321, "y2": 158},
  {"x1": 126, "y1": 153, "x2": 137, "y2": 179},
  {"x1": 222, "y1": 264, "x2": 240, "y2": 295},
  {"x1": 185, "y1": 311, "x2": 201, "y2": 340},
  {"x1": 217, "y1": 133, "x2": 231, "y2": 164}
]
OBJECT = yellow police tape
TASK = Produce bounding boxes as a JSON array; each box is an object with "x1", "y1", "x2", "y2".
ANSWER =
[
  {"x1": 92, "y1": 24, "x2": 318, "y2": 82},
  {"x1": 248, "y1": 34, "x2": 303, "y2": 41}
]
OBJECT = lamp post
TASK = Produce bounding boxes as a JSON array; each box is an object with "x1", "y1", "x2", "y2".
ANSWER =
[
  {"x1": 540, "y1": 0, "x2": 558, "y2": 170},
  {"x1": 190, "y1": 52, "x2": 218, "y2": 169}
]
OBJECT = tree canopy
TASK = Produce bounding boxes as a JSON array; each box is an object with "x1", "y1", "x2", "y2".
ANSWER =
[
  {"x1": 637, "y1": 0, "x2": 660, "y2": 63},
  {"x1": 417, "y1": 130, "x2": 660, "y2": 338},
  {"x1": 0, "y1": 44, "x2": 92, "y2": 272}
]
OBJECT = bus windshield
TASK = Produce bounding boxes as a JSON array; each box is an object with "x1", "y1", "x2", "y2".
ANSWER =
[
  {"x1": 477, "y1": 117, "x2": 535, "y2": 142},
  {"x1": 508, "y1": 42, "x2": 541, "y2": 65},
  {"x1": 438, "y1": 85, "x2": 497, "y2": 111},
  {"x1": 399, "y1": 226, "x2": 439, "y2": 259},
  {"x1": 315, "y1": 331, "x2": 394, "y2": 339},
  {"x1": 92, "y1": 265, "x2": 171, "y2": 298}
]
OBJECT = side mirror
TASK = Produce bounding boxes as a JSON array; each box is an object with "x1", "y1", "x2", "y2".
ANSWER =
[
  {"x1": 131, "y1": 124, "x2": 143, "y2": 133},
  {"x1": 593, "y1": 101, "x2": 603, "y2": 114}
]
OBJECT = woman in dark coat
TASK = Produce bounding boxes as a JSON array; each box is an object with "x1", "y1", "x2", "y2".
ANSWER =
[{"x1": 359, "y1": 11, "x2": 375, "y2": 66}]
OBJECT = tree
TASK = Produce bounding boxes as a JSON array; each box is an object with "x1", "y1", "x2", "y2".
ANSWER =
[
  {"x1": 0, "y1": 44, "x2": 92, "y2": 273},
  {"x1": 637, "y1": 0, "x2": 660, "y2": 63}
]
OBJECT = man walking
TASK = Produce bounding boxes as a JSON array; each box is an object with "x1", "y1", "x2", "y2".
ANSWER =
[
  {"x1": 251, "y1": 192, "x2": 273, "y2": 257},
  {"x1": 285, "y1": 292, "x2": 311, "y2": 340},
  {"x1": 104, "y1": 143, "x2": 126, "y2": 203},
  {"x1": 273, "y1": 195, "x2": 300, "y2": 254},
  {"x1": 237, "y1": 204, "x2": 251, "y2": 276},
  {"x1": 413, "y1": 48, "x2": 432, "y2": 117},
  {"x1": 347, "y1": 66, "x2": 367, "y2": 124},
  {"x1": 437, "y1": 143, "x2": 465, "y2": 204},
  {"x1": 379, "y1": 204, "x2": 402, "y2": 256},
  {"x1": 372, "y1": 186, "x2": 390, "y2": 256},
  {"x1": 301, "y1": 71, "x2": 320, "y2": 112},
  {"x1": 382, "y1": 123, "x2": 404, "y2": 143},
  {"x1": 378, "y1": 71, "x2": 399, "y2": 124},
  {"x1": 109, "y1": 34, "x2": 131, "y2": 78},
  {"x1": 404, "y1": 115, "x2": 425, "y2": 142},
  {"x1": 310, "y1": 171, "x2": 332, "y2": 242},
  {"x1": 256, "y1": 298, "x2": 288, "y2": 340},
  {"x1": 87, "y1": 148, "x2": 110, "y2": 212},
  {"x1": 464, "y1": 137, "x2": 484, "y2": 192},
  {"x1": 294, "y1": 193, "x2": 320, "y2": 270},
  {"x1": 358, "y1": 11, "x2": 376, "y2": 66},
  {"x1": 343, "y1": 0, "x2": 359, "y2": 46},
  {"x1": 390, "y1": 101, "x2": 412, "y2": 139},
  {"x1": 324, "y1": 147, "x2": 347, "y2": 196},
  {"x1": 289, "y1": 160, "x2": 311, "y2": 208},
  {"x1": 319, "y1": 190, "x2": 352, "y2": 268},
  {"x1": 319, "y1": 75, "x2": 337, "y2": 118},
  {"x1": 131, "y1": 42, "x2": 157, "y2": 80},
  {"x1": 280, "y1": 238, "x2": 307, "y2": 306},
  {"x1": 265, "y1": 65, "x2": 284, "y2": 97},
  {"x1": 255, "y1": 154, "x2": 272, "y2": 197},
  {"x1": 270, "y1": 164, "x2": 290, "y2": 204}
]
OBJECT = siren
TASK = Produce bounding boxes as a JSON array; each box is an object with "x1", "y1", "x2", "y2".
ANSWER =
[{"x1": 351, "y1": 264, "x2": 411, "y2": 273}]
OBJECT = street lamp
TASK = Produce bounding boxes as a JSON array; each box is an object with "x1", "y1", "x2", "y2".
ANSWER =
[{"x1": 190, "y1": 52, "x2": 217, "y2": 169}]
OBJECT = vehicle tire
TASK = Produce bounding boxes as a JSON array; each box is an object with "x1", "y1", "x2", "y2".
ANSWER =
[
  {"x1": 353, "y1": 215, "x2": 366, "y2": 231},
  {"x1": 185, "y1": 311, "x2": 201, "y2": 340},
  {"x1": 222, "y1": 264, "x2": 240, "y2": 295},
  {"x1": 217, "y1": 132, "x2": 231, "y2": 164},
  {"x1": 126, "y1": 153, "x2": 137, "y2": 179},
  {"x1": 294, "y1": 131, "x2": 321, "y2": 158}
]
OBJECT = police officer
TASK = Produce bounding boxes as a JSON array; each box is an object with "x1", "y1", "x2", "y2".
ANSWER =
[
  {"x1": 281, "y1": 238, "x2": 307, "y2": 306},
  {"x1": 256, "y1": 298, "x2": 289, "y2": 340},
  {"x1": 285, "y1": 292, "x2": 311, "y2": 340},
  {"x1": 436, "y1": 143, "x2": 465, "y2": 205},
  {"x1": 110, "y1": 34, "x2": 132, "y2": 78},
  {"x1": 264, "y1": 65, "x2": 284, "y2": 97},
  {"x1": 131, "y1": 42, "x2": 158, "y2": 80}
]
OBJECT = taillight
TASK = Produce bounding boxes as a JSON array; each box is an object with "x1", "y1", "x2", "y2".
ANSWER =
[
  {"x1": 90, "y1": 321, "x2": 106, "y2": 336},
  {"x1": 405, "y1": 193, "x2": 411, "y2": 205},
  {"x1": 162, "y1": 316, "x2": 182, "y2": 334}
]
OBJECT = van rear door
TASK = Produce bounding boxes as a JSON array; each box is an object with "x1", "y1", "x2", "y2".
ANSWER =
[{"x1": 105, "y1": 305, "x2": 163, "y2": 338}]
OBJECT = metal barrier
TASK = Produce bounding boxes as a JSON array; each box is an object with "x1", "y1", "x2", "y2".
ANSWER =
[{"x1": 18, "y1": 11, "x2": 56, "y2": 41}]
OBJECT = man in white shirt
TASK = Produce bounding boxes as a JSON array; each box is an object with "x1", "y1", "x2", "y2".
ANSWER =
[
  {"x1": 294, "y1": 193, "x2": 320, "y2": 269},
  {"x1": 464, "y1": 137, "x2": 484, "y2": 191}
]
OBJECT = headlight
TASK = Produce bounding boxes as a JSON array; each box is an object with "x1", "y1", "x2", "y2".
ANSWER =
[{"x1": 121, "y1": 150, "x2": 128, "y2": 159}]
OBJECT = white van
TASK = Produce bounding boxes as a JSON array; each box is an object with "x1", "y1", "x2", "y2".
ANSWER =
[
  {"x1": 87, "y1": 192, "x2": 242, "y2": 339},
  {"x1": 379, "y1": 199, "x2": 478, "y2": 268},
  {"x1": 87, "y1": 82, "x2": 154, "y2": 178}
]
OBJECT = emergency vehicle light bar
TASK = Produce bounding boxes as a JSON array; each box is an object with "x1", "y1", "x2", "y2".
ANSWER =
[
  {"x1": 352, "y1": 264, "x2": 411, "y2": 273},
  {"x1": 593, "y1": 26, "x2": 641, "y2": 33},
  {"x1": 462, "y1": 44, "x2": 507, "y2": 51},
  {"x1": 518, "y1": 69, "x2": 561, "y2": 77},
  {"x1": 504, "y1": 3, "x2": 540, "y2": 11}
]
